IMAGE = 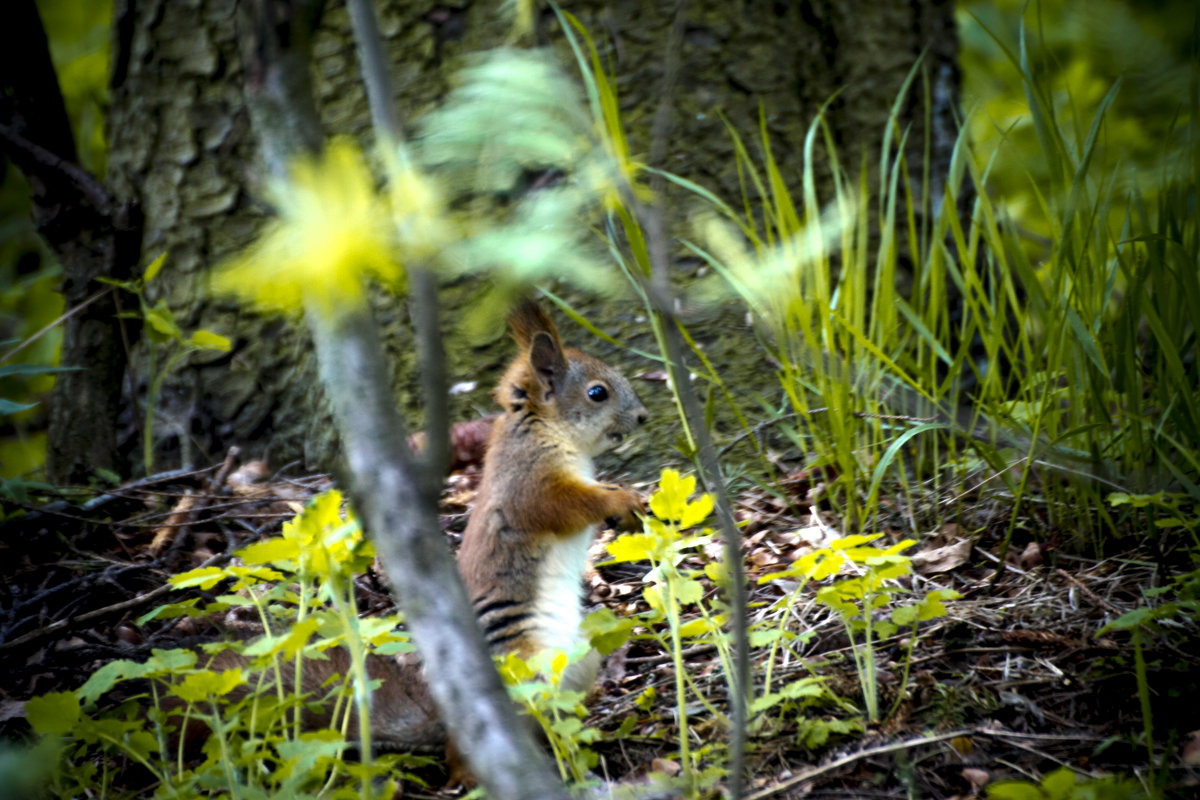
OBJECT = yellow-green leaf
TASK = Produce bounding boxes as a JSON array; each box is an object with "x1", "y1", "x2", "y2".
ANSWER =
[
  {"x1": 679, "y1": 492, "x2": 714, "y2": 529},
  {"x1": 169, "y1": 566, "x2": 230, "y2": 590},
  {"x1": 143, "y1": 252, "x2": 167, "y2": 284},
  {"x1": 238, "y1": 537, "x2": 300, "y2": 566},
  {"x1": 607, "y1": 533, "x2": 657, "y2": 563},
  {"x1": 189, "y1": 330, "x2": 231, "y2": 351},
  {"x1": 25, "y1": 691, "x2": 81, "y2": 735},
  {"x1": 674, "y1": 577, "x2": 703, "y2": 606},
  {"x1": 211, "y1": 139, "x2": 403, "y2": 316},
  {"x1": 171, "y1": 668, "x2": 244, "y2": 703},
  {"x1": 678, "y1": 617, "x2": 717, "y2": 637},
  {"x1": 649, "y1": 468, "x2": 698, "y2": 522},
  {"x1": 143, "y1": 301, "x2": 182, "y2": 341}
]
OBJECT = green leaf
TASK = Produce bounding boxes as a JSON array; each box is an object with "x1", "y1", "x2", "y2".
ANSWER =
[
  {"x1": 143, "y1": 252, "x2": 168, "y2": 283},
  {"x1": 135, "y1": 597, "x2": 202, "y2": 625},
  {"x1": 146, "y1": 648, "x2": 199, "y2": 673},
  {"x1": 171, "y1": 668, "x2": 244, "y2": 702},
  {"x1": 189, "y1": 329, "x2": 231, "y2": 351},
  {"x1": 76, "y1": 649, "x2": 198, "y2": 704},
  {"x1": 1099, "y1": 607, "x2": 1155, "y2": 633},
  {"x1": 125, "y1": 729, "x2": 160, "y2": 760},
  {"x1": 143, "y1": 301, "x2": 182, "y2": 341},
  {"x1": 0, "y1": 399, "x2": 37, "y2": 413},
  {"x1": 749, "y1": 628, "x2": 784, "y2": 647},
  {"x1": 25, "y1": 692, "x2": 81, "y2": 735},
  {"x1": 1039, "y1": 767, "x2": 1078, "y2": 799},
  {"x1": 751, "y1": 691, "x2": 782, "y2": 714},
  {"x1": 169, "y1": 566, "x2": 231, "y2": 590},
  {"x1": 985, "y1": 781, "x2": 1045, "y2": 800},
  {"x1": 551, "y1": 716, "x2": 583, "y2": 737},
  {"x1": 917, "y1": 589, "x2": 958, "y2": 621},
  {"x1": 891, "y1": 604, "x2": 919, "y2": 627},
  {"x1": 93, "y1": 467, "x2": 121, "y2": 486},
  {"x1": 0, "y1": 364, "x2": 80, "y2": 378},
  {"x1": 239, "y1": 536, "x2": 300, "y2": 565},
  {"x1": 582, "y1": 608, "x2": 634, "y2": 655},
  {"x1": 674, "y1": 577, "x2": 704, "y2": 606},
  {"x1": 75, "y1": 660, "x2": 148, "y2": 704}
]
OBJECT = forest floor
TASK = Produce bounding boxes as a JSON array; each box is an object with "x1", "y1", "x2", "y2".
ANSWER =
[{"x1": 2, "y1": 449, "x2": 1198, "y2": 799}]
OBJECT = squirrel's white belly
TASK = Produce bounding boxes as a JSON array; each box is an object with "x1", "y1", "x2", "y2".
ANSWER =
[{"x1": 532, "y1": 523, "x2": 596, "y2": 654}]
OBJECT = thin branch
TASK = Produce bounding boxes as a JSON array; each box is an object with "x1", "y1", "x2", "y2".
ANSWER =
[
  {"x1": 743, "y1": 728, "x2": 978, "y2": 800},
  {"x1": 238, "y1": 4, "x2": 565, "y2": 796},
  {"x1": 345, "y1": 0, "x2": 449, "y2": 482},
  {"x1": 0, "y1": 549, "x2": 233, "y2": 653},
  {"x1": 345, "y1": 0, "x2": 403, "y2": 140},
  {"x1": 0, "y1": 284, "x2": 115, "y2": 364},
  {"x1": 634, "y1": 2, "x2": 750, "y2": 796},
  {"x1": 0, "y1": 123, "x2": 113, "y2": 212}
]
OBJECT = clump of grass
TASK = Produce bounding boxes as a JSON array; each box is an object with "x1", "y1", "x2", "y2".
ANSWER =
[{"x1": 668, "y1": 20, "x2": 1199, "y2": 560}]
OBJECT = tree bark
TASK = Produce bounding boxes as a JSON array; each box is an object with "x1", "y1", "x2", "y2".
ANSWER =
[
  {"x1": 103, "y1": 0, "x2": 959, "y2": 474},
  {"x1": 2, "y1": 0, "x2": 142, "y2": 485}
]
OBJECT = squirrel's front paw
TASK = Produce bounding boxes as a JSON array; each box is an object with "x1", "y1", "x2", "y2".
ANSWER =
[{"x1": 604, "y1": 487, "x2": 645, "y2": 532}]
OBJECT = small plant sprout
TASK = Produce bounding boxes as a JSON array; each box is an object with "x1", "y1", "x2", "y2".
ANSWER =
[
  {"x1": 607, "y1": 468, "x2": 722, "y2": 792},
  {"x1": 761, "y1": 534, "x2": 959, "y2": 723},
  {"x1": 101, "y1": 251, "x2": 231, "y2": 474},
  {"x1": 23, "y1": 491, "x2": 419, "y2": 799},
  {"x1": 497, "y1": 646, "x2": 601, "y2": 784}
]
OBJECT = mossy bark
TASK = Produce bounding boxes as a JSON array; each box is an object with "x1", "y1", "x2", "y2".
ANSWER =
[{"x1": 104, "y1": 0, "x2": 958, "y2": 478}]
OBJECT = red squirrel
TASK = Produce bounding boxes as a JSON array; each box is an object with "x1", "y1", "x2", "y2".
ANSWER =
[{"x1": 205, "y1": 300, "x2": 647, "y2": 756}]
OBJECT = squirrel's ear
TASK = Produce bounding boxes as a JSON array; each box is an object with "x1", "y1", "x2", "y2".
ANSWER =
[
  {"x1": 507, "y1": 300, "x2": 563, "y2": 351},
  {"x1": 529, "y1": 331, "x2": 568, "y2": 395}
]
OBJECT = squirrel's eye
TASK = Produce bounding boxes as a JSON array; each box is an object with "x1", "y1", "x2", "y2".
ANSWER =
[{"x1": 587, "y1": 384, "x2": 609, "y2": 402}]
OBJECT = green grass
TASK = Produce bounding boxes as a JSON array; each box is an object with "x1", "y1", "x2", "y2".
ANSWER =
[{"x1": 646, "y1": 21, "x2": 1200, "y2": 560}]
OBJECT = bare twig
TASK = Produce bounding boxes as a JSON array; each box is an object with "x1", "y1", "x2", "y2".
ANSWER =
[
  {"x1": 630, "y1": 2, "x2": 750, "y2": 796},
  {"x1": 345, "y1": 0, "x2": 448, "y2": 483},
  {"x1": 0, "y1": 285, "x2": 115, "y2": 364},
  {"x1": 743, "y1": 728, "x2": 978, "y2": 800},
  {"x1": 0, "y1": 549, "x2": 232, "y2": 653},
  {"x1": 1055, "y1": 568, "x2": 1123, "y2": 615}
]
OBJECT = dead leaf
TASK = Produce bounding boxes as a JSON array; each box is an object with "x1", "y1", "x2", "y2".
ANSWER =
[
  {"x1": 227, "y1": 460, "x2": 269, "y2": 489},
  {"x1": 150, "y1": 490, "x2": 196, "y2": 554},
  {"x1": 912, "y1": 539, "x2": 972, "y2": 575},
  {"x1": 0, "y1": 700, "x2": 27, "y2": 723},
  {"x1": 1182, "y1": 730, "x2": 1200, "y2": 765},
  {"x1": 950, "y1": 736, "x2": 975, "y2": 756},
  {"x1": 1019, "y1": 540, "x2": 1044, "y2": 570},
  {"x1": 409, "y1": 416, "x2": 496, "y2": 472},
  {"x1": 961, "y1": 767, "x2": 989, "y2": 787},
  {"x1": 651, "y1": 758, "x2": 681, "y2": 777}
]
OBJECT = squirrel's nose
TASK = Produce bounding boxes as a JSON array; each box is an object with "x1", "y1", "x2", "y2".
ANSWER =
[{"x1": 635, "y1": 407, "x2": 649, "y2": 426}]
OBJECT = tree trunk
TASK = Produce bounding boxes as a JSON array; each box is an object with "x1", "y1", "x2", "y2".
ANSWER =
[
  {"x1": 104, "y1": 0, "x2": 959, "y2": 475},
  {"x1": 2, "y1": 0, "x2": 142, "y2": 485}
]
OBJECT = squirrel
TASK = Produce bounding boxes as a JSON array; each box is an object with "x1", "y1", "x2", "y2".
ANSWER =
[
  {"x1": 198, "y1": 300, "x2": 647, "y2": 757},
  {"x1": 457, "y1": 300, "x2": 648, "y2": 692}
]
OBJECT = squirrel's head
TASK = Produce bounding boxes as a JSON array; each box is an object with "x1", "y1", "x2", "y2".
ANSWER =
[{"x1": 500, "y1": 301, "x2": 648, "y2": 456}]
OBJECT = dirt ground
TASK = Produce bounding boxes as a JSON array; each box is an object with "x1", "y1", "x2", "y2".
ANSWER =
[{"x1": 2, "y1": 449, "x2": 1198, "y2": 799}]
